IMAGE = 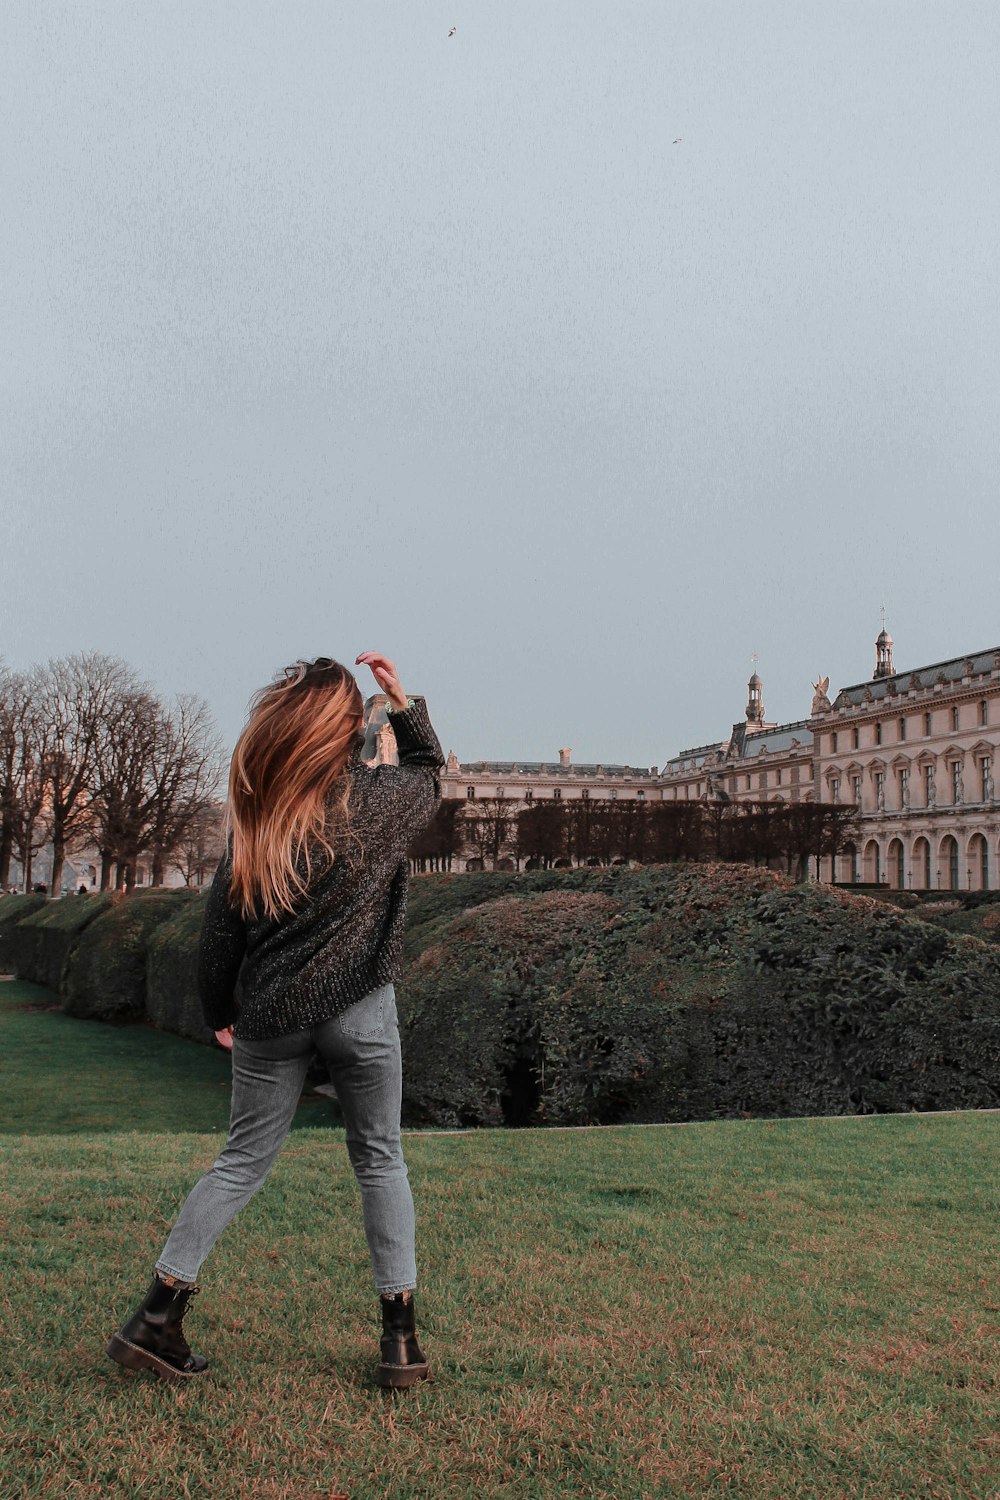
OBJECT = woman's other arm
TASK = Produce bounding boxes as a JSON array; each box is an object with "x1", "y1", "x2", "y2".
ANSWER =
[{"x1": 197, "y1": 838, "x2": 247, "y2": 1033}]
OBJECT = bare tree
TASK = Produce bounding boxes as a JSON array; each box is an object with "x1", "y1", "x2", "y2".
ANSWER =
[
  {"x1": 32, "y1": 653, "x2": 132, "y2": 897},
  {"x1": 77, "y1": 683, "x2": 163, "y2": 889},
  {"x1": 461, "y1": 796, "x2": 519, "y2": 871},
  {"x1": 170, "y1": 798, "x2": 227, "y2": 887},
  {"x1": 142, "y1": 693, "x2": 227, "y2": 888},
  {"x1": 514, "y1": 799, "x2": 568, "y2": 869},
  {"x1": 0, "y1": 668, "x2": 52, "y2": 891}
]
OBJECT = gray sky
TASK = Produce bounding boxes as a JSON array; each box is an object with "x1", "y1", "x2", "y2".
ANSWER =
[{"x1": 3, "y1": 1, "x2": 998, "y2": 775}]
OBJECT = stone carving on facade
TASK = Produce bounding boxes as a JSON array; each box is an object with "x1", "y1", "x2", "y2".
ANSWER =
[
  {"x1": 810, "y1": 675, "x2": 831, "y2": 715},
  {"x1": 910, "y1": 671, "x2": 922, "y2": 689},
  {"x1": 863, "y1": 685, "x2": 874, "y2": 704}
]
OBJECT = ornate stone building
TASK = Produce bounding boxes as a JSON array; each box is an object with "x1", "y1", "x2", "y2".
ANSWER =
[
  {"x1": 372, "y1": 628, "x2": 1000, "y2": 891},
  {"x1": 812, "y1": 636, "x2": 999, "y2": 890}
]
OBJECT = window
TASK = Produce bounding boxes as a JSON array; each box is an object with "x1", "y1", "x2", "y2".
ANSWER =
[
  {"x1": 831, "y1": 731, "x2": 838, "y2": 753},
  {"x1": 952, "y1": 760, "x2": 962, "y2": 803},
  {"x1": 831, "y1": 777, "x2": 841, "y2": 802},
  {"x1": 610, "y1": 789, "x2": 617, "y2": 800},
  {"x1": 899, "y1": 718, "x2": 907, "y2": 741},
  {"x1": 924, "y1": 764, "x2": 934, "y2": 804},
  {"x1": 776, "y1": 768, "x2": 783, "y2": 784},
  {"x1": 495, "y1": 787, "x2": 504, "y2": 797},
  {"x1": 581, "y1": 788, "x2": 589, "y2": 800},
  {"x1": 980, "y1": 757, "x2": 991, "y2": 801},
  {"x1": 853, "y1": 727, "x2": 860, "y2": 749},
  {"x1": 980, "y1": 700, "x2": 989, "y2": 726},
  {"x1": 899, "y1": 767, "x2": 909, "y2": 806},
  {"x1": 553, "y1": 789, "x2": 561, "y2": 800},
  {"x1": 875, "y1": 722, "x2": 882, "y2": 746},
  {"x1": 875, "y1": 770, "x2": 885, "y2": 810},
  {"x1": 525, "y1": 789, "x2": 533, "y2": 802},
  {"x1": 852, "y1": 775, "x2": 862, "y2": 806},
  {"x1": 952, "y1": 705, "x2": 960, "y2": 732},
  {"x1": 924, "y1": 712, "x2": 932, "y2": 735},
  {"x1": 466, "y1": 787, "x2": 476, "y2": 800},
  {"x1": 637, "y1": 790, "x2": 645, "y2": 800},
  {"x1": 746, "y1": 775, "x2": 751, "y2": 790}
]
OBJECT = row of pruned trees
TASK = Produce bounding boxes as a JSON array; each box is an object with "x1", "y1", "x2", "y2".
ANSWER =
[
  {"x1": 408, "y1": 794, "x2": 862, "y2": 879},
  {"x1": 0, "y1": 652, "x2": 227, "y2": 894}
]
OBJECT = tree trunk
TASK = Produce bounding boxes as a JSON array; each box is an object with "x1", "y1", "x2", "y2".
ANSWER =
[
  {"x1": 50, "y1": 833, "x2": 66, "y2": 899},
  {"x1": 0, "y1": 815, "x2": 12, "y2": 888},
  {"x1": 100, "y1": 851, "x2": 113, "y2": 890}
]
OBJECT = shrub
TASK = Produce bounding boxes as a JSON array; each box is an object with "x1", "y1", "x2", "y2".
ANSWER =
[
  {"x1": 62, "y1": 890, "x2": 199, "y2": 1021},
  {"x1": 145, "y1": 894, "x2": 215, "y2": 1043},
  {"x1": 8, "y1": 893, "x2": 116, "y2": 990},
  {"x1": 396, "y1": 862, "x2": 1000, "y2": 1127},
  {"x1": 0, "y1": 894, "x2": 49, "y2": 969}
]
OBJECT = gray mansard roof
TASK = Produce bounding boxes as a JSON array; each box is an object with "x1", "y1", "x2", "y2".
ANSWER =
[
  {"x1": 456, "y1": 759, "x2": 652, "y2": 779},
  {"x1": 832, "y1": 646, "x2": 1000, "y2": 709}
]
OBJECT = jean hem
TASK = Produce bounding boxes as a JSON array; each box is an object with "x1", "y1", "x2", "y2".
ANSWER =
[
  {"x1": 377, "y1": 1282, "x2": 417, "y2": 1296},
  {"x1": 155, "y1": 1259, "x2": 199, "y2": 1287}
]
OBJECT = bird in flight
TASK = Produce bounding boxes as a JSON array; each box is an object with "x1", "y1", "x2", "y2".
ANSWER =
[
  {"x1": 673, "y1": 137, "x2": 682, "y2": 144},
  {"x1": 448, "y1": 26, "x2": 456, "y2": 36}
]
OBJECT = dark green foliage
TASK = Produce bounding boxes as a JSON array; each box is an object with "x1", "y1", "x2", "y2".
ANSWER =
[
  {"x1": 145, "y1": 892, "x2": 215, "y2": 1043},
  {"x1": 7, "y1": 892, "x2": 116, "y2": 990},
  {"x1": 62, "y1": 890, "x2": 200, "y2": 1021},
  {"x1": 0, "y1": 893, "x2": 49, "y2": 968},
  {"x1": 396, "y1": 863, "x2": 1000, "y2": 1128}
]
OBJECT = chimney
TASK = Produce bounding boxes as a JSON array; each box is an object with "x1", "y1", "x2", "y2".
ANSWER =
[{"x1": 559, "y1": 747, "x2": 571, "y2": 767}]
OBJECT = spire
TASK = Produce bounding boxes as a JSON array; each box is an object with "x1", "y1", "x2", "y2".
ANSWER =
[
  {"x1": 746, "y1": 649, "x2": 765, "y2": 726},
  {"x1": 873, "y1": 608, "x2": 895, "y2": 680}
]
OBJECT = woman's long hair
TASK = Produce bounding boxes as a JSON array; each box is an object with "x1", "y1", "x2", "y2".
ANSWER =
[{"x1": 225, "y1": 657, "x2": 367, "y2": 922}]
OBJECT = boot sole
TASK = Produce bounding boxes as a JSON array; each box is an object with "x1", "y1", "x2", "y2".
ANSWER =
[
  {"x1": 375, "y1": 1361, "x2": 431, "y2": 1390},
  {"x1": 105, "y1": 1334, "x2": 206, "y2": 1382}
]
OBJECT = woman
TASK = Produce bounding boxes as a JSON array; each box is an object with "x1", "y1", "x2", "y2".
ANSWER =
[{"x1": 106, "y1": 651, "x2": 445, "y2": 1390}]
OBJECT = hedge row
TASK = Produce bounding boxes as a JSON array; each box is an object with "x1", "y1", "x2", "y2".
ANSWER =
[{"x1": 2, "y1": 863, "x2": 999, "y2": 1128}]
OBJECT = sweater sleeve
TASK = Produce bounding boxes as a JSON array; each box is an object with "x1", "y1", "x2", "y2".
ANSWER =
[
  {"x1": 375, "y1": 695, "x2": 446, "y2": 847},
  {"x1": 197, "y1": 837, "x2": 247, "y2": 1032}
]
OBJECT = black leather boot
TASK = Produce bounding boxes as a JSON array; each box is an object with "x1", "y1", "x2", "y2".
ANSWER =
[
  {"x1": 375, "y1": 1291, "x2": 430, "y2": 1389},
  {"x1": 106, "y1": 1275, "x2": 209, "y2": 1381}
]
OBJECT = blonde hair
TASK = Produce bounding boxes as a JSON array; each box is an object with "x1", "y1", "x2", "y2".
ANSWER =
[{"x1": 225, "y1": 657, "x2": 366, "y2": 922}]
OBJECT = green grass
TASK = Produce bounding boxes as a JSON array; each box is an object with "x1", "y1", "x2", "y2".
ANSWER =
[
  {"x1": 0, "y1": 978, "x2": 330, "y2": 1134},
  {"x1": 2, "y1": 981, "x2": 1000, "y2": 1498}
]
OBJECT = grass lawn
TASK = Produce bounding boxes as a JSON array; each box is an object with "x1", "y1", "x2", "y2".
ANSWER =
[{"x1": 1, "y1": 980, "x2": 999, "y2": 1498}]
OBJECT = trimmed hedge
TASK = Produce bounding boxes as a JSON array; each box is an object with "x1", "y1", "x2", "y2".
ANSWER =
[
  {"x1": 6, "y1": 864, "x2": 1000, "y2": 1130},
  {"x1": 7, "y1": 893, "x2": 117, "y2": 991},
  {"x1": 62, "y1": 890, "x2": 200, "y2": 1022},
  {"x1": 0, "y1": 894, "x2": 49, "y2": 969},
  {"x1": 395, "y1": 863, "x2": 1000, "y2": 1128},
  {"x1": 145, "y1": 895, "x2": 216, "y2": 1044}
]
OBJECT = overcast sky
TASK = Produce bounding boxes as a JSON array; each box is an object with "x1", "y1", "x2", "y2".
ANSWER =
[{"x1": 2, "y1": 1, "x2": 998, "y2": 777}]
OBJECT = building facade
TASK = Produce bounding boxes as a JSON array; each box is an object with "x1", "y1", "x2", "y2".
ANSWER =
[{"x1": 373, "y1": 631, "x2": 1000, "y2": 891}]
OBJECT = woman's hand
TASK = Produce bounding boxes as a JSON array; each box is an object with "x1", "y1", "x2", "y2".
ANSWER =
[
  {"x1": 214, "y1": 1027, "x2": 234, "y2": 1052},
  {"x1": 356, "y1": 652, "x2": 408, "y2": 711}
]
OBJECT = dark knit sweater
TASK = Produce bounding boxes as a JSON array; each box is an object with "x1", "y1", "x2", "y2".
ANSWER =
[{"x1": 197, "y1": 696, "x2": 445, "y2": 1040}]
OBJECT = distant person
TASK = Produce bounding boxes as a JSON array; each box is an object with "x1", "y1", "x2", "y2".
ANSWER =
[
  {"x1": 78, "y1": 884, "x2": 88, "y2": 895},
  {"x1": 32, "y1": 882, "x2": 47, "y2": 894},
  {"x1": 106, "y1": 652, "x2": 444, "y2": 1390}
]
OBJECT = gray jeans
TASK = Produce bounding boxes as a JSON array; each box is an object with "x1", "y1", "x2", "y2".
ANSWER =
[{"x1": 155, "y1": 983, "x2": 417, "y2": 1296}]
